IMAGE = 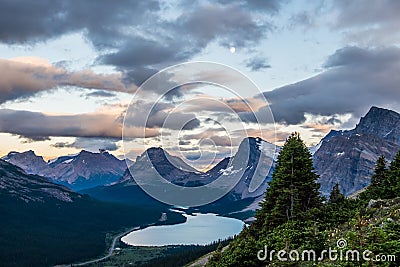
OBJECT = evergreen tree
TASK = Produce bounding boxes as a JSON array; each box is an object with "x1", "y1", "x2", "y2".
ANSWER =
[
  {"x1": 371, "y1": 155, "x2": 388, "y2": 188},
  {"x1": 361, "y1": 153, "x2": 400, "y2": 200},
  {"x1": 387, "y1": 151, "x2": 400, "y2": 198},
  {"x1": 329, "y1": 183, "x2": 345, "y2": 204},
  {"x1": 255, "y1": 132, "x2": 322, "y2": 232},
  {"x1": 367, "y1": 155, "x2": 389, "y2": 199},
  {"x1": 207, "y1": 242, "x2": 223, "y2": 265}
]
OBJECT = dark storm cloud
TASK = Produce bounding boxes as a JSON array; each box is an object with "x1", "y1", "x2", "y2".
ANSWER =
[
  {"x1": 245, "y1": 56, "x2": 271, "y2": 71},
  {"x1": 0, "y1": 0, "x2": 160, "y2": 44},
  {"x1": 102, "y1": 2, "x2": 273, "y2": 85},
  {"x1": 100, "y1": 37, "x2": 191, "y2": 68},
  {"x1": 263, "y1": 46, "x2": 400, "y2": 125},
  {"x1": 0, "y1": 1, "x2": 284, "y2": 93},
  {"x1": 0, "y1": 0, "x2": 64, "y2": 43}
]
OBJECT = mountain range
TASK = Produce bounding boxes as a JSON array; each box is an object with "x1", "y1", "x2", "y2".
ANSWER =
[
  {"x1": 0, "y1": 158, "x2": 184, "y2": 266},
  {"x1": 2, "y1": 149, "x2": 128, "y2": 190},
  {"x1": 3, "y1": 106, "x2": 399, "y2": 212},
  {"x1": 82, "y1": 137, "x2": 277, "y2": 220},
  {"x1": 1, "y1": 105, "x2": 399, "y2": 265}
]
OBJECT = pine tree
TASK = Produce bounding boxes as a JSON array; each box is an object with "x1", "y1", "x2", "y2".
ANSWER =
[
  {"x1": 371, "y1": 155, "x2": 388, "y2": 188},
  {"x1": 329, "y1": 183, "x2": 345, "y2": 204},
  {"x1": 255, "y1": 132, "x2": 322, "y2": 232},
  {"x1": 367, "y1": 155, "x2": 389, "y2": 199},
  {"x1": 387, "y1": 151, "x2": 400, "y2": 198}
]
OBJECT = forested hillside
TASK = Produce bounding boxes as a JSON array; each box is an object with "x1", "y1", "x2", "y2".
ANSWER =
[{"x1": 207, "y1": 133, "x2": 400, "y2": 266}]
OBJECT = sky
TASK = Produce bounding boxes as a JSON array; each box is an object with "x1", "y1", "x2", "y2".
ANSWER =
[{"x1": 0, "y1": 0, "x2": 400, "y2": 169}]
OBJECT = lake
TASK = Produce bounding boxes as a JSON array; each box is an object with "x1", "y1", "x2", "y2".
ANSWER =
[{"x1": 121, "y1": 212, "x2": 245, "y2": 246}]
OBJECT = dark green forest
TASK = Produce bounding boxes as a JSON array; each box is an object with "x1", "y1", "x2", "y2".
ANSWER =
[
  {"x1": 0, "y1": 194, "x2": 185, "y2": 267},
  {"x1": 207, "y1": 133, "x2": 400, "y2": 266}
]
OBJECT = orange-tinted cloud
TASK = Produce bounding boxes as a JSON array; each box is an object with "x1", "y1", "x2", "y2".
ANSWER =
[{"x1": 0, "y1": 57, "x2": 131, "y2": 104}]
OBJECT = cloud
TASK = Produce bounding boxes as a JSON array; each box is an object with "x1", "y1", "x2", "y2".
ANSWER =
[
  {"x1": 182, "y1": 129, "x2": 234, "y2": 147},
  {"x1": 215, "y1": 0, "x2": 286, "y2": 13},
  {"x1": 0, "y1": 1, "x2": 285, "y2": 94},
  {"x1": 53, "y1": 137, "x2": 119, "y2": 152},
  {"x1": 237, "y1": 105, "x2": 276, "y2": 125},
  {"x1": 85, "y1": 90, "x2": 117, "y2": 98},
  {"x1": 232, "y1": 128, "x2": 288, "y2": 143},
  {"x1": 244, "y1": 56, "x2": 271, "y2": 71},
  {"x1": 178, "y1": 140, "x2": 191, "y2": 146},
  {"x1": 97, "y1": 2, "x2": 274, "y2": 84},
  {"x1": 0, "y1": 1, "x2": 160, "y2": 44},
  {"x1": 331, "y1": 0, "x2": 400, "y2": 44},
  {"x1": 175, "y1": 3, "x2": 269, "y2": 49},
  {"x1": 263, "y1": 46, "x2": 400, "y2": 125},
  {"x1": 288, "y1": 11, "x2": 316, "y2": 30},
  {"x1": 124, "y1": 100, "x2": 201, "y2": 131},
  {"x1": 182, "y1": 97, "x2": 265, "y2": 114},
  {"x1": 0, "y1": 58, "x2": 128, "y2": 104},
  {"x1": 0, "y1": 109, "x2": 160, "y2": 140}
]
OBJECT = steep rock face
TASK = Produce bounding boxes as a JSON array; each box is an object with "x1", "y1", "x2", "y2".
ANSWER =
[
  {"x1": 3, "y1": 150, "x2": 127, "y2": 190},
  {"x1": 115, "y1": 137, "x2": 278, "y2": 200},
  {"x1": 355, "y1": 106, "x2": 400, "y2": 144},
  {"x1": 2, "y1": 150, "x2": 49, "y2": 175},
  {"x1": 44, "y1": 150, "x2": 127, "y2": 190},
  {"x1": 225, "y1": 137, "x2": 277, "y2": 198},
  {"x1": 128, "y1": 147, "x2": 200, "y2": 186},
  {"x1": 314, "y1": 106, "x2": 400, "y2": 196},
  {"x1": 0, "y1": 159, "x2": 77, "y2": 203}
]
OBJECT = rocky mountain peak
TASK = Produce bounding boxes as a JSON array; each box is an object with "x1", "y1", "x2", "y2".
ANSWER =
[
  {"x1": 136, "y1": 147, "x2": 198, "y2": 174},
  {"x1": 4, "y1": 149, "x2": 127, "y2": 191},
  {"x1": 2, "y1": 150, "x2": 48, "y2": 175},
  {"x1": 355, "y1": 106, "x2": 400, "y2": 144},
  {"x1": 314, "y1": 106, "x2": 400, "y2": 196}
]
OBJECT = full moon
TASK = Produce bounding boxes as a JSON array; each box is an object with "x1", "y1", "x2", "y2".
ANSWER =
[{"x1": 230, "y1": 46, "x2": 236, "y2": 53}]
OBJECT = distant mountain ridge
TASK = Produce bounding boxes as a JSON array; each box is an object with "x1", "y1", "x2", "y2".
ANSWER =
[
  {"x1": 2, "y1": 149, "x2": 127, "y2": 190},
  {"x1": 82, "y1": 137, "x2": 278, "y2": 220},
  {"x1": 314, "y1": 106, "x2": 400, "y2": 196},
  {"x1": 4, "y1": 106, "x2": 399, "y2": 204},
  {"x1": 116, "y1": 137, "x2": 277, "y2": 198}
]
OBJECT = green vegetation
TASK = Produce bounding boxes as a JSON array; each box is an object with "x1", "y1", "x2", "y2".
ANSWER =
[
  {"x1": 360, "y1": 152, "x2": 400, "y2": 201},
  {"x1": 253, "y1": 132, "x2": 323, "y2": 232},
  {"x1": 0, "y1": 194, "x2": 185, "y2": 267},
  {"x1": 86, "y1": 239, "x2": 232, "y2": 267},
  {"x1": 207, "y1": 134, "x2": 400, "y2": 266}
]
